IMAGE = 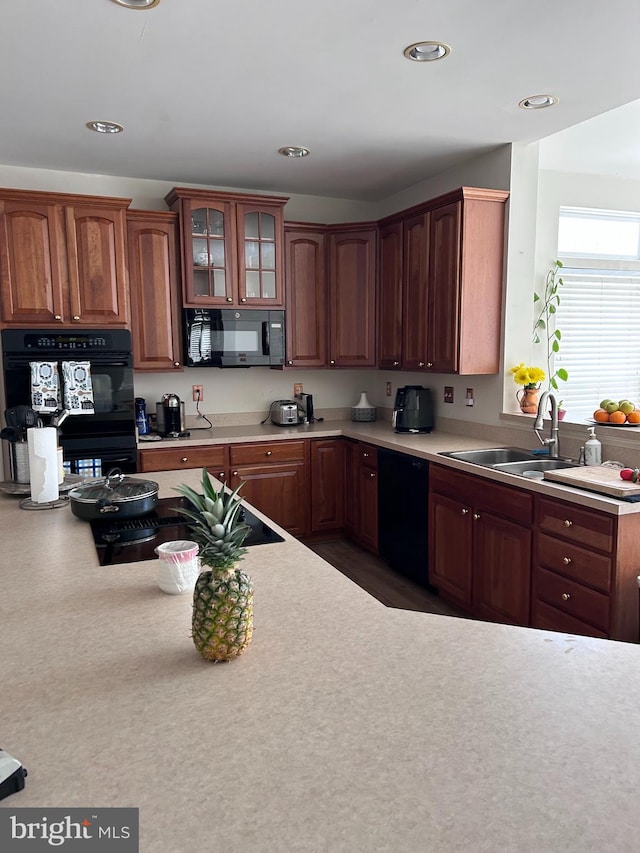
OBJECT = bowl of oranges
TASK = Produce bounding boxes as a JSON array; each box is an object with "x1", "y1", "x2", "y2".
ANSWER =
[{"x1": 592, "y1": 399, "x2": 640, "y2": 425}]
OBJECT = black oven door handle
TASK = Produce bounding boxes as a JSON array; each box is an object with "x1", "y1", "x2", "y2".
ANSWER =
[{"x1": 262, "y1": 321, "x2": 270, "y2": 355}]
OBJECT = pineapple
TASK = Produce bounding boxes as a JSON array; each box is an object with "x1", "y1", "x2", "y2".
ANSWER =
[{"x1": 174, "y1": 468, "x2": 253, "y2": 661}]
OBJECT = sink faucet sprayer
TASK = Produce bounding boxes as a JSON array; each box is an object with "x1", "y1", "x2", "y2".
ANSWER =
[{"x1": 534, "y1": 390, "x2": 559, "y2": 458}]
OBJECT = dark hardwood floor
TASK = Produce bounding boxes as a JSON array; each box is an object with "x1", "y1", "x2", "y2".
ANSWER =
[{"x1": 306, "y1": 538, "x2": 468, "y2": 618}]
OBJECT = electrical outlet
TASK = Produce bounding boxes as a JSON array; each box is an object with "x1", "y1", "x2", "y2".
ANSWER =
[
  {"x1": 386, "y1": 381, "x2": 392, "y2": 397},
  {"x1": 444, "y1": 386, "x2": 454, "y2": 404},
  {"x1": 192, "y1": 385, "x2": 203, "y2": 402},
  {"x1": 293, "y1": 383, "x2": 303, "y2": 397}
]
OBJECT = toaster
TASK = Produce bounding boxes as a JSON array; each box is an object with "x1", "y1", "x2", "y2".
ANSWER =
[{"x1": 269, "y1": 400, "x2": 305, "y2": 426}]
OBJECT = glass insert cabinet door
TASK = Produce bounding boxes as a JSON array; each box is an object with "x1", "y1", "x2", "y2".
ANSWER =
[
  {"x1": 188, "y1": 201, "x2": 236, "y2": 303},
  {"x1": 236, "y1": 202, "x2": 284, "y2": 305}
]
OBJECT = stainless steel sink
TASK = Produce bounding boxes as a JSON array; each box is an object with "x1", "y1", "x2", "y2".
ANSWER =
[
  {"x1": 491, "y1": 458, "x2": 579, "y2": 476},
  {"x1": 440, "y1": 447, "x2": 537, "y2": 466}
]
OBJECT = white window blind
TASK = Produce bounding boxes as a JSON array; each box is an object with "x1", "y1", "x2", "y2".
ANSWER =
[{"x1": 557, "y1": 267, "x2": 640, "y2": 421}]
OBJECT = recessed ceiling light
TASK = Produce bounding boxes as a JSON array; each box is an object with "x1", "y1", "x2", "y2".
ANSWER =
[
  {"x1": 278, "y1": 146, "x2": 310, "y2": 158},
  {"x1": 86, "y1": 120, "x2": 124, "y2": 134},
  {"x1": 110, "y1": 0, "x2": 160, "y2": 8},
  {"x1": 519, "y1": 94, "x2": 559, "y2": 110},
  {"x1": 403, "y1": 41, "x2": 451, "y2": 62}
]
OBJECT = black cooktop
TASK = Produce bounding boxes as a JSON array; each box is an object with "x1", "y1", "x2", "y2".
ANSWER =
[{"x1": 91, "y1": 496, "x2": 285, "y2": 566}]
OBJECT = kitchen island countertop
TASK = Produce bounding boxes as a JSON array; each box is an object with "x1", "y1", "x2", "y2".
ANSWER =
[{"x1": 3, "y1": 468, "x2": 640, "y2": 851}]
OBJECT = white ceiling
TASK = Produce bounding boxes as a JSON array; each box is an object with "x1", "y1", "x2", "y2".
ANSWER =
[{"x1": 2, "y1": 0, "x2": 640, "y2": 201}]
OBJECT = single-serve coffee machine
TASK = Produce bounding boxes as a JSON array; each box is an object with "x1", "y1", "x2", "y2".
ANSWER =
[
  {"x1": 297, "y1": 393, "x2": 314, "y2": 424},
  {"x1": 156, "y1": 393, "x2": 186, "y2": 437}
]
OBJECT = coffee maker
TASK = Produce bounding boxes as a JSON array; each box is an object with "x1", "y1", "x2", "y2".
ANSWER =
[
  {"x1": 156, "y1": 393, "x2": 186, "y2": 437},
  {"x1": 297, "y1": 393, "x2": 314, "y2": 424},
  {"x1": 392, "y1": 386, "x2": 434, "y2": 433}
]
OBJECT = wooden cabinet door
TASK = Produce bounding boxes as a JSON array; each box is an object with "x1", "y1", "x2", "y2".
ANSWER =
[
  {"x1": 0, "y1": 199, "x2": 67, "y2": 325},
  {"x1": 310, "y1": 439, "x2": 344, "y2": 532},
  {"x1": 402, "y1": 211, "x2": 430, "y2": 370},
  {"x1": 427, "y1": 201, "x2": 461, "y2": 372},
  {"x1": 284, "y1": 225, "x2": 328, "y2": 367},
  {"x1": 473, "y1": 511, "x2": 532, "y2": 625},
  {"x1": 359, "y1": 461, "x2": 378, "y2": 554},
  {"x1": 64, "y1": 204, "x2": 129, "y2": 326},
  {"x1": 377, "y1": 221, "x2": 403, "y2": 369},
  {"x1": 236, "y1": 201, "x2": 285, "y2": 307},
  {"x1": 229, "y1": 462, "x2": 308, "y2": 537},
  {"x1": 429, "y1": 491, "x2": 473, "y2": 609},
  {"x1": 343, "y1": 439, "x2": 359, "y2": 537},
  {"x1": 127, "y1": 210, "x2": 183, "y2": 372},
  {"x1": 181, "y1": 198, "x2": 236, "y2": 306},
  {"x1": 327, "y1": 226, "x2": 377, "y2": 367}
]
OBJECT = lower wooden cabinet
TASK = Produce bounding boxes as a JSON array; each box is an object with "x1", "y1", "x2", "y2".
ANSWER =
[
  {"x1": 342, "y1": 439, "x2": 378, "y2": 554},
  {"x1": 309, "y1": 439, "x2": 344, "y2": 532},
  {"x1": 429, "y1": 464, "x2": 533, "y2": 623},
  {"x1": 138, "y1": 444, "x2": 227, "y2": 475}
]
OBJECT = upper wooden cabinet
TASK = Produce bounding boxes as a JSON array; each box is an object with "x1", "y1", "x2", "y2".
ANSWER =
[
  {"x1": 0, "y1": 189, "x2": 131, "y2": 328},
  {"x1": 165, "y1": 187, "x2": 288, "y2": 308},
  {"x1": 377, "y1": 221, "x2": 403, "y2": 369},
  {"x1": 126, "y1": 210, "x2": 182, "y2": 372},
  {"x1": 378, "y1": 187, "x2": 508, "y2": 374},
  {"x1": 327, "y1": 225, "x2": 377, "y2": 367},
  {"x1": 284, "y1": 221, "x2": 377, "y2": 369},
  {"x1": 284, "y1": 224, "x2": 328, "y2": 368}
]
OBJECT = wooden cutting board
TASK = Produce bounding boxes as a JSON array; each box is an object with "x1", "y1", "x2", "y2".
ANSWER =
[{"x1": 544, "y1": 465, "x2": 640, "y2": 498}]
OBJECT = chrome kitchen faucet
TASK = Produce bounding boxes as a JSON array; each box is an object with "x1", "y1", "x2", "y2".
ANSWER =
[{"x1": 534, "y1": 390, "x2": 559, "y2": 458}]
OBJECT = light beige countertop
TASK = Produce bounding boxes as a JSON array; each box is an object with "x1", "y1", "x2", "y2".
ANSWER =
[
  {"x1": 142, "y1": 419, "x2": 640, "y2": 515},
  {"x1": 3, "y1": 468, "x2": 640, "y2": 851}
]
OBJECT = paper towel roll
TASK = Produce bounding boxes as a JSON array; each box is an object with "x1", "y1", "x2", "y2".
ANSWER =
[{"x1": 27, "y1": 427, "x2": 60, "y2": 503}]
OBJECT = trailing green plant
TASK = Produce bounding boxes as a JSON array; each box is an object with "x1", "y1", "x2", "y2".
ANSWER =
[{"x1": 533, "y1": 259, "x2": 569, "y2": 392}]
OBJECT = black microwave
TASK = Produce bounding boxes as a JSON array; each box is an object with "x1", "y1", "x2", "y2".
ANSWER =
[{"x1": 183, "y1": 308, "x2": 286, "y2": 367}]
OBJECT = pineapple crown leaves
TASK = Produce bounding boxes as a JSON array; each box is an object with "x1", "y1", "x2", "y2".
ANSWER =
[{"x1": 173, "y1": 468, "x2": 250, "y2": 569}]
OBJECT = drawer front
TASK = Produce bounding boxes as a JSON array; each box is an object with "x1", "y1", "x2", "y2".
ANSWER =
[
  {"x1": 534, "y1": 566, "x2": 610, "y2": 632},
  {"x1": 138, "y1": 445, "x2": 227, "y2": 473},
  {"x1": 229, "y1": 440, "x2": 306, "y2": 466},
  {"x1": 531, "y1": 599, "x2": 608, "y2": 639},
  {"x1": 537, "y1": 496, "x2": 614, "y2": 552},
  {"x1": 536, "y1": 533, "x2": 612, "y2": 593},
  {"x1": 430, "y1": 464, "x2": 532, "y2": 525}
]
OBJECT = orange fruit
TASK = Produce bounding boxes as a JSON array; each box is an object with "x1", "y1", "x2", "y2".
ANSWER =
[
  {"x1": 627, "y1": 411, "x2": 640, "y2": 424},
  {"x1": 593, "y1": 409, "x2": 610, "y2": 422},
  {"x1": 609, "y1": 410, "x2": 627, "y2": 424}
]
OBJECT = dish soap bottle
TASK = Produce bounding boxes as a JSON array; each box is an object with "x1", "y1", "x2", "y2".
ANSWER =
[{"x1": 584, "y1": 426, "x2": 602, "y2": 466}]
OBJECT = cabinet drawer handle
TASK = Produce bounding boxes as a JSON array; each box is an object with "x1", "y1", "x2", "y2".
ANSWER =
[
  {"x1": 226, "y1": 297, "x2": 233, "y2": 302},
  {"x1": 461, "y1": 508, "x2": 469, "y2": 515},
  {"x1": 265, "y1": 450, "x2": 272, "y2": 456},
  {"x1": 561, "y1": 593, "x2": 571, "y2": 601},
  {"x1": 473, "y1": 512, "x2": 480, "y2": 520},
  {"x1": 562, "y1": 556, "x2": 572, "y2": 565},
  {"x1": 181, "y1": 456, "x2": 188, "y2": 463},
  {"x1": 563, "y1": 519, "x2": 573, "y2": 527}
]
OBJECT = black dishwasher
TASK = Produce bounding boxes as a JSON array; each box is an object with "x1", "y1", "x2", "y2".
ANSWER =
[{"x1": 377, "y1": 448, "x2": 433, "y2": 589}]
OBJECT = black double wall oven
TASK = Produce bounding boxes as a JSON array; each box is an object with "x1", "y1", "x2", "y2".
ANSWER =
[{"x1": 2, "y1": 329, "x2": 137, "y2": 476}]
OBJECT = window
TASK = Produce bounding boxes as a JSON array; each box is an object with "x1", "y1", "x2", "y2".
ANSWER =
[{"x1": 550, "y1": 208, "x2": 640, "y2": 422}]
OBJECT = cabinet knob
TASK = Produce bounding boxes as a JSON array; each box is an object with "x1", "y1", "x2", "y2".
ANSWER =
[
  {"x1": 266, "y1": 450, "x2": 272, "y2": 456},
  {"x1": 219, "y1": 472, "x2": 225, "y2": 479},
  {"x1": 241, "y1": 297, "x2": 247, "y2": 303},
  {"x1": 72, "y1": 315, "x2": 81, "y2": 321},
  {"x1": 563, "y1": 519, "x2": 573, "y2": 527},
  {"x1": 330, "y1": 360, "x2": 335, "y2": 365},
  {"x1": 54, "y1": 314, "x2": 62, "y2": 321},
  {"x1": 233, "y1": 470, "x2": 238, "y2": 476},
  {"x1": 393, "y1": 361, "x2": 399, "y2": 366},
  {"x1": 363, "y1": 452, "x2": 369, "y2": 458},
  {"x1": 473, "y1": 512, "x2": 480, "y2": 520},
  {"x1": 461, "y1": 508, "x2": 469, "y2": 515},
  {"x1": 369, "y1": 472, "x2": 376, "y2": 479},
  {"x1": 561, "y1": 592, "x2": 571, "y2": 601},
  {"x1": 562, "y1": 556, "x2": 572, "y2": 565},
  {"x1": 173, "y1": 361, "x2": 181, "y2": 367},
  {"x1": 418, "y1": 361, "x2": 425, "y2": 367},
  {"x1": 181, "y1": 456, "x2": 188, "y2": 463},
  {"x1": 427, "y1": 362, "x2": 433, "y2": 368},
  {"x1": 226, "y1": 297, "x2": 233, "y2": 302},
  {"x1": 287, "y1": 360, "x2": 293, "y2": 365}
]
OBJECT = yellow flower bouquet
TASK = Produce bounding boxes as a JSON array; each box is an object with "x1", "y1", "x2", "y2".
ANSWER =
[{"x1": 509, "y1": 363, "x2": 545, "y2": 390}]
